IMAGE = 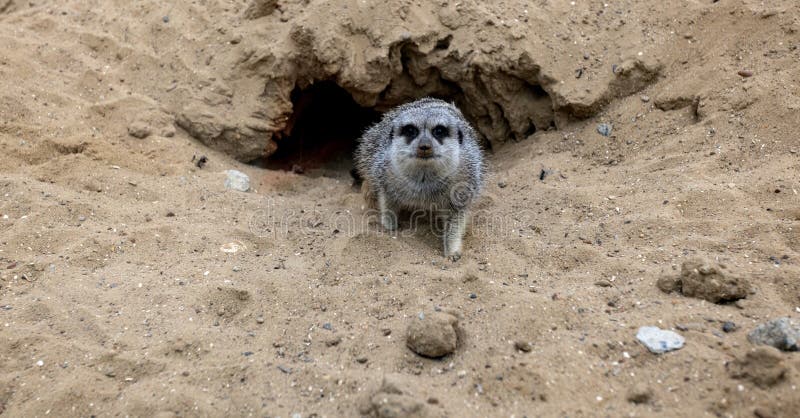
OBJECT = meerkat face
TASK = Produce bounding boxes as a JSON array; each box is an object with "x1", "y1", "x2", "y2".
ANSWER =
[{"x1": 388, "y1": 106, "x2": 463, "y2": 179}]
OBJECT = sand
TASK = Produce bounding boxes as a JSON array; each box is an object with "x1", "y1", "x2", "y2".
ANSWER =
[{"x1": 1, "y1": 0, "x2": 799, "y2": 416}]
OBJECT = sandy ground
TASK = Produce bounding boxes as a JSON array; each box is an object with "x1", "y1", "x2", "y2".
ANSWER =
[{"x1": 1, "y1": 0, "x2": 800, "y2": 417}]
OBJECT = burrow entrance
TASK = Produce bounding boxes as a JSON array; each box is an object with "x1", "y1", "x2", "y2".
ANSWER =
[
  {"x1": 260, "y1": 81, "x2": 381, "y2": 177},
  {"x1": 260, "y1": 81, "x2": 480, "y2": 179}
]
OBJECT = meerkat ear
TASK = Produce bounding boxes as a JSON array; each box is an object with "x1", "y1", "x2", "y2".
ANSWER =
[{"x1": 458, "y1": 129, "x2": 464, "y2": 144}]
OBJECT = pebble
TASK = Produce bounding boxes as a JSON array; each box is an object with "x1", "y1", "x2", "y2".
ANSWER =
[
  {"x1": 322, "y1": 322, "x2": 333, "y2": 331},
  {"x1": 626, "y1": 384, "x2": 653, "y2": 404},
  {"x1": 594, "y1": 279, "x2": 613, "y2": 287},
  {"x1": 514, "y1": 341, "x2": 533, "y2": 352},
  {"x1": 468, "y1": 293, "x2": 477, "y2": 299},
  {"x1": 737, "y1": 69, "x2": 753, "y2": 77},
  {"x1": 256, "y1": 316, "x2": 264, "y2": 324},
  {"x1": 636, "y1": 326, "x2": 685, "y2": 354},
  {"x1": 747, "y1": 317, "x2": 799, "y2": 351},
  {"x1": 277, "y1": 365, "x2": 292, "y2": 374},
  {"x1": 36, "y1": 360, "x2": 44, "y2": 367},
  {"x1": 162, "y1": 15, "x2": 170, "y2": 23},
  {"x1": 596, "y1": 123, "x2": 612, "y2": 137},
  {"x1": 640, "y1": 95, "x2": 650, "y2": 102},
  {"x1": 406, "y1": 311, "x2": 459, "y2": 358},
  {"x1": 722, "y1": 321, "x2": 737, "y2": 333},
  {"x1": 224, "y1": 170, "x2": 250, "y2": 192}
]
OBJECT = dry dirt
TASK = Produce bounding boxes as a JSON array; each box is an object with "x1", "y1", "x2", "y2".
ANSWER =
[{"x1": 1, "y1": 0, "x2": 800, "y2": 417}]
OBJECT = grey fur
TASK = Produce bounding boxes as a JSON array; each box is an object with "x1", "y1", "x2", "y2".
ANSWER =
[{"x1": 354, "y1": 98, "x2": 485, "y2": 260}]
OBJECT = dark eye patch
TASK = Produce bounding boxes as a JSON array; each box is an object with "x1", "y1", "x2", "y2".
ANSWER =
[
  {"x1": 399, "y1": 124, "x2": 419, "y2": 142},
  {"x1": 431, "y1": 125, "x2": 449, "y2": 142}
]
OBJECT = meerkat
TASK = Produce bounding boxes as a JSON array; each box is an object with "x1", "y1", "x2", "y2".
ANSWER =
[{"x1": 354, "y1": 98, "x2": 485, "y2": 260}]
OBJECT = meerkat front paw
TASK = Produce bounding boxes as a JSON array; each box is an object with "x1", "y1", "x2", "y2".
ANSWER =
[{"x1": 443, "y1": 210, "x2": 466, "y2": 261}]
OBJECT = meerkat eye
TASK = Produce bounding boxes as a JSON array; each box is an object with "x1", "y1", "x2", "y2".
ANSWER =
[
  {"x1": 399, "y1": 124, "x2": 419, "y2": 142},
  {"x1": 431, "y1": 125, "x2": 449, "y2": 142}
]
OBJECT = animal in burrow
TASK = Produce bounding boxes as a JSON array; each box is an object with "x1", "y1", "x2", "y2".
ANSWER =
[{"x1": 354, "y1": 98, "x2": 486, "y2": 260}]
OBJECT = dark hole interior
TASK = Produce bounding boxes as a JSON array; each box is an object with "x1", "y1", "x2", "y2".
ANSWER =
[{"x1": 260, "y1": 81, "x2": 381, "y2": 178}]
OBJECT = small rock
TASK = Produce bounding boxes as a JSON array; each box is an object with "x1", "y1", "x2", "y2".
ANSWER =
[
  {"x1": 256, "y1": 316, "x2": 264, "y2": 324},
  {"x1": 747, "y1": 317, "x2": 800, "y2": 351},
  {"x1": 727, "y1": 346, "x2": 788, "y2": 388},
  {"x1": 406, "y1": 312, "x2": 458, "y2": 358},
  {"x1": 636, "y1": 326, "x2": 685, "y2": 354},
  {"x1": 514, "y1": 341, "x2": 533, "y2": 352},
  {"x1": 737, "y1": 69, "x2": 753, "y2": 78},
  {"x1": 127, "y1": 121, "x2": 152, "y2": 139},
  {"x1": 224, "y1": 170, "x2": 250, "y2": 192},
  {"x1": 325, "y1": 336, "x2": 342, "y2": 347},
  {"x1": 626, "y1": 384, "x2": 653, "y2": 404},
  {"x1": 162, "y1": 15, "x2": 170, "y2": 23},
  {"x1": 594, "y1": 279, "x2": 613, "y2": 287},
  {"x1": 468, "y1": 293, "x2": 477, "y2": 299},
  {"x1": 722, "y1": 321, "x2": 737, "y2": 333},
  {"x1": 640, "y1": 95, "x2": 650, "y2": 103},
  {"x1": 194, "y1": 155, "x2": 208, "y2": 168},
  {"x1": 277, "y1": 365, "x2": 292, "y2": 374},
  {"x1": 596, "y1": 123, "x2": 612, "y2": 137},
  {"x1": 322, "y1": 322, "x2": 333, "y2": 331},
  {"x1": 497, "y1": 181, "x2": 507, "y2": 188},
  {"x1": 356, "y1": 356, "x2": 368, "y2": 364}
]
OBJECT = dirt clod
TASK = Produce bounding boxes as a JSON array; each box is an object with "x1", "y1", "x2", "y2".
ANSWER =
[
  {"x1": 127, "y1": 122, "x2": 152, "y2": 139},
  {"x1": 656, "y1": 259, "x2": 750, "y2": 303},
  {"x1": 726, "y1": 346, "x2": 788, "y2": 388},
  {"x1": 406, "y1": 312, "x2": 458, "y2": 358},
  {"x1": 362, "y1": 375, "x2": 429, "y2": 418}
]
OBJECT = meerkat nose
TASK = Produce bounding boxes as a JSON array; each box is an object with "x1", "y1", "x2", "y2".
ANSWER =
[
  {"x1": 418, "y1": 137, "x2": 432, "y2": 151},
  {"x1": 417, "y1": 139, "x2": 433, "y2": 158}
]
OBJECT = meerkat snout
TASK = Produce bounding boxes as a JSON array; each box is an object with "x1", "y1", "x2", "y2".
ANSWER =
[{"x1": 354, "y1": 98, "x2": 486, "y2": 260}]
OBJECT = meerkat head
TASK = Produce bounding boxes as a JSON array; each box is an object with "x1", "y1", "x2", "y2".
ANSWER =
[{"x1": 387, "y1": 99, "x2": 468, "y2": 180}]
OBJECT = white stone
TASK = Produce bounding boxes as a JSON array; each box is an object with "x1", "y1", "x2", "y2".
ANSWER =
[
  {"x1": 224, "y1": 170, "x2": 250, "y2": 192},
  {"x1": 636, "y1": 326, "x2": 685, "y2": 354}
]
